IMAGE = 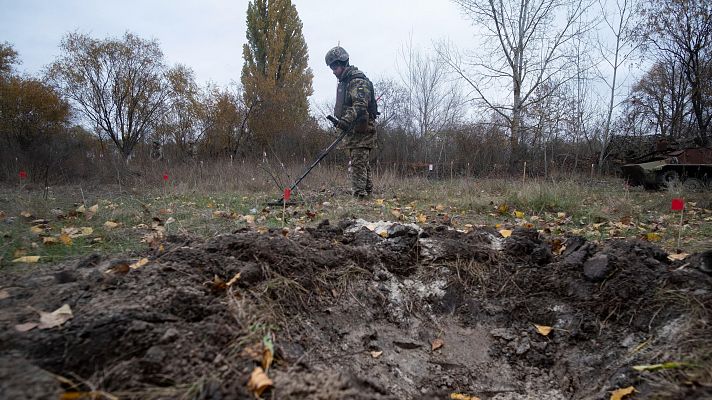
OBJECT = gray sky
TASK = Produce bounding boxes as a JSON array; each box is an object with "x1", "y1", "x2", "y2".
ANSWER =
[{"x1": 1, "y1": 0, "x2": 476, "y2": 110}]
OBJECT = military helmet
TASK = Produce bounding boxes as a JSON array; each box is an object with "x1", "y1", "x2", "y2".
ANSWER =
[{"x1": 325, "y1": 46, "x2": 349, "y2": 66}]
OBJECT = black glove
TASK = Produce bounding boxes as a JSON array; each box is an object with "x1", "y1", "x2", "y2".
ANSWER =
[{"x1": 332, "y1": 117, "x2": 349, "y2": 130}]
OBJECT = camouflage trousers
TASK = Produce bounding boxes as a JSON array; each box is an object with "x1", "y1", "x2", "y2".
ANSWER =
[{"x1": 349, "y1": 148, "x2": 372, "y2": 197}]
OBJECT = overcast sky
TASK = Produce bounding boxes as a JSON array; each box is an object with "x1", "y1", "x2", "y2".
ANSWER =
[{"x1": 1, "y1": 0, "x2": 477, "y2": 112}]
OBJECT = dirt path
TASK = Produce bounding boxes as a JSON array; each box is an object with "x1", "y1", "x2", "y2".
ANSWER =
[{"x1": 1, "y1": 219, "x2": 710, "y2": 399}]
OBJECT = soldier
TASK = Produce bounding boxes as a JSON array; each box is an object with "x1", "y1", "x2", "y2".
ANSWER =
[{"x1": 325, "y1": 46, "x2": 378, "y2": 199}]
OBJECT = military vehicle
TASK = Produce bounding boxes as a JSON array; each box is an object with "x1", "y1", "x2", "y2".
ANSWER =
[{"x1": 621, "y1": 145, "x2": 712, "y2": 191}]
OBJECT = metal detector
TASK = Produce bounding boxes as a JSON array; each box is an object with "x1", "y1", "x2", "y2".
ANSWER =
[{"x1": 267, "y1": 115, "x2": 347, "y2": 206}]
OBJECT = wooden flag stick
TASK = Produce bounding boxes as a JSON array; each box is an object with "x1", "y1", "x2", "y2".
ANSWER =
[{"x1": 677, "y1": 206, "x2": 684, "y2": 250}]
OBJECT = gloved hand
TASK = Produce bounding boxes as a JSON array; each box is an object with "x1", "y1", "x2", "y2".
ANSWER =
[{"x1": 332, "y1": 117, "x2": 350, "y2": 131}]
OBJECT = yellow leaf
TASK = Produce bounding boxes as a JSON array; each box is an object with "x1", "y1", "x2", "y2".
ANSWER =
[
  {"x1": 667, "y1": 253, "x2": 688, "y2": 261},
  {"x1": 59, "y1": 233, "x2": 73, "y2": 246},
  {"x1": 499, "y1": 229, "x2": 513, "y2": 238},
  {"x1": 30, "y1": 226, "x2": 44, "y2": 234},
  {"x1": 76, "y1": 205, "x2": 86, "y2": 213},
  {"x1": 645, "y1": 232, "x2": 662, "y2": 242},
  {"x1": 514, "y1": 210, "x2": 525, "y2": 218},
  {"x1": 370, "y1": 350, "x2": 383, "y2": 358},
  {"x1": 247, "y1": 367, "x2": 273, "y2": 397},
  {"x1": 104, "y1": 221, "x2": 119, "y2": 229},
  {"x1": 12, "y1": 255, "x2": 40, "y2": 263},
  {"x1": 129, "y1": 258, "x2": 149, "y2": 270},
  {"x1": 534, "y1": 324, "x2": 553, "y2": 336},
  {"x1": 497, "y1": 203, "x2": 509, "y2": 214},
  {"x1": 81, "y1": 227, "x2": 93, "y2": 235},
  {"x1": 431, "y1": 338, "x2": 444, "y2": 351},
  {"x1": 374, "y1": 198, "x2": 385, "y2": 206},
  {"x1": 416, "y1": 213, "x2": 427, "y2": 224},
  {"x1": 378, "y1": 230, "x2": 389, "y2": 238},
  {"x1": 450, "y1": 394, "x2": 481, "y2": 400},
  {"x1": 610, "y1": 386, "x2": 636, "y2": 400}
]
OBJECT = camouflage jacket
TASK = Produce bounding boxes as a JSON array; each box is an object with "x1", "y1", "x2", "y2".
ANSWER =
[{"x1": 334, "y1": 66, "x2": 377, "y2": 149}]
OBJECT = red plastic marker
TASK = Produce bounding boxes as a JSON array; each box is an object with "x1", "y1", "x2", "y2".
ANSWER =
[
  {"x1": 19, "y1": 170, "x2": 27, "y2": 179},
  {"x1": 283, "y1": 188, "x2": 291, "y2": 202},
  {"x1": 671, "y1": 198, "x2": 684, "y2": 211}
]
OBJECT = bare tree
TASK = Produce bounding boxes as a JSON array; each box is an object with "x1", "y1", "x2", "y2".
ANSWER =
[
  {"x1": 397, "y1": 38, "x2": 465, "y2": 139},
  {"x1": 640, "y1": 0, "x2": 712, "y2": 142},
  {"x1": 595, "y1": 0, "x2": 640, "y2": 168},
  {"x1": 440, "y1": 0, "x2": 594, "y2": 164},
  {"x1": 48, "y1": 32, "x2": 170, "y2": 161}
]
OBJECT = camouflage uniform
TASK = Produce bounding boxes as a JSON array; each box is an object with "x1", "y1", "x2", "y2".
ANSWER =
[{"x1": 333, "y1": 66, "x2": 377, "y2": 197}]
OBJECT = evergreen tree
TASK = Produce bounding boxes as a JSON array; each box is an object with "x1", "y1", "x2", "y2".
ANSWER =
[{"x1": 241, "y1": 0, "x2": 313, "y2": 146}]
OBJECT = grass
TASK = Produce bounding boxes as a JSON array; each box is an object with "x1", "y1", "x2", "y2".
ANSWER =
[{"x1": 1, "y1": 163, "x2": 711, "y2": 267}]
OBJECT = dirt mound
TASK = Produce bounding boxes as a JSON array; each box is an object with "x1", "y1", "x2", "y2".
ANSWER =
[{"x1": 1, "y1": 220, "x2": 710, "y2": 399}]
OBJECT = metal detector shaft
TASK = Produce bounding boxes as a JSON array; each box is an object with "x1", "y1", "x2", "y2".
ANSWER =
[{"x1": 287, "y1": 123, "x2": 348, "y2": 194}]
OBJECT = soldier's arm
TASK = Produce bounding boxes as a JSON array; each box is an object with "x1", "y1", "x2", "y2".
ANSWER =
[{"x1": 340, "y1": 78, "x2": 370, "y2": 126}]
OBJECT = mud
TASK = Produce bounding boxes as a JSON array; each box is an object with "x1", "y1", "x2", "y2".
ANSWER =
[{"x1": 1, "y1": 219, "x2": 711, "y2": 399}]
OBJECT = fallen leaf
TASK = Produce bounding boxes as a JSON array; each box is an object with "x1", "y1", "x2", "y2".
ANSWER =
[
  {"x1": 105, "y1": 262, "x2": 130, "y2": 274},
  {"x1": 370, "y1": 350, "x2": 383, "y2": 358},
  {"x1": 21, "y1": 211, "x2": 32, "y2": 218},
  {"x1": 499, "y1": 229, "x2": 513, "y2": 238},
  {"x1": 59, "y1": 233, "x2": 73, "y2": 246},
  {"x1": 497, "y1": 203, "x2": 510, "y2": 214},
  {"x1": 514, "y1": 210, "x2": 525, "y2": 218},
  {"x1": 30, "y1": 226, "x2": 45, "y2": 234},
  {"x1": 15, "y1": 322, "x2": 38, "y2": 332},
  {"x1": 60, "y1": 391, "x2": 117, "y2": 400},
  {"x1": 534, "y1": 324, "x2": 553, "y2": 336},
  {"x1": 226, "y1": 272, "x2": 241, "y2": 287},
  {"x1": 557, "y1": 212, "x2": 566, "y2": 218},
  {"x1": 13, "y1": 248, "x2": 27, "y2": 258},
  {"x1": 0, "y1": 210, "x2": 5, "y2": 220},
  {"x1": 165, "y1": 217, "x2": 175, "y2": 225},
  {"x1": 38, "y1": 304, "x2": 73, "y2": 329},
  {"x1": 645, "y1": 232, "x2": 662, "y2": 242},
  {"x1": 435, "y1": 204, "x2": 446, "y2": 211},
  {"x1": 81, "y1": 227, "x2": 93, "y2": 236},
  {"x1": 129, "y1": 258, "x2": 149, "y2": 270},
  {"x1": 247, "y1": 367, "x2": 273, "y2": 397},
  {"x1": 431, "y1": 338, "x2": 444, "y2": 351},
  {"x1": 85, "y1": 204, "x2": 99, "y2": 220},
  {"x1": 262, "y1": 345, "x2": 274, "y2": 371},
  {"x1": 416, "y1": 213, "x2": 427, "y2": 224},
  {"x1": 667, "y1": 253, "x2": 688, "y2": 261},
  {"x1": 632, "y1": 362, "x2": 688, "y2": 372},
  {"x1": 374, "y1": 198, "x2": 385, "y2": 206},
  {"x1": 43, "y1": 236, "x2": 59, "y2": 245},
  {"x1": 243, "y1": 215, "x2": 256, "y2": 224},
  {"x1": 104, "y1": 221, "x2": 119, "y2": 229},
  {"x1": 378, "y1": 229, "x2": 389, "y2": 238},
  {"x1": 12, "y1": 255, "x2": 40, "y2": 263},
  {"x1": 390, "y1": 208, "x2": 402, "y2": 219},
  {"x1": 610, "y1": 386, "x2": 636, "y2": 400},
  {"x1": 450, "y1": 393, "x2": 481, "y2": 400}
]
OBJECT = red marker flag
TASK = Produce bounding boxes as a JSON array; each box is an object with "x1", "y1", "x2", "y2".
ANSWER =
[
  {"x1": 671, "y1": 198, "x2": 684, "y2": 211},
  {"x1": 163, "y1": 174, "x2": 169, "y2": 181},
  {"x1": 283, "y1": 188, "x2": 291, "y2": 202},
  {"x1": 19, "y1": 170, "x2": 27, "y2": 179}
]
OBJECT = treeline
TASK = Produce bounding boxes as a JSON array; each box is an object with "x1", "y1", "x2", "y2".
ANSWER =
[{"x1": 1, "y1": 0, "x2": 710, "y2": 185}]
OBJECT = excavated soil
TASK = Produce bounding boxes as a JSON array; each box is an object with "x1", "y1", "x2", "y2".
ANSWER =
[{"x1": 1, "y1": 219, "x2": 711, "y2": 399}]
